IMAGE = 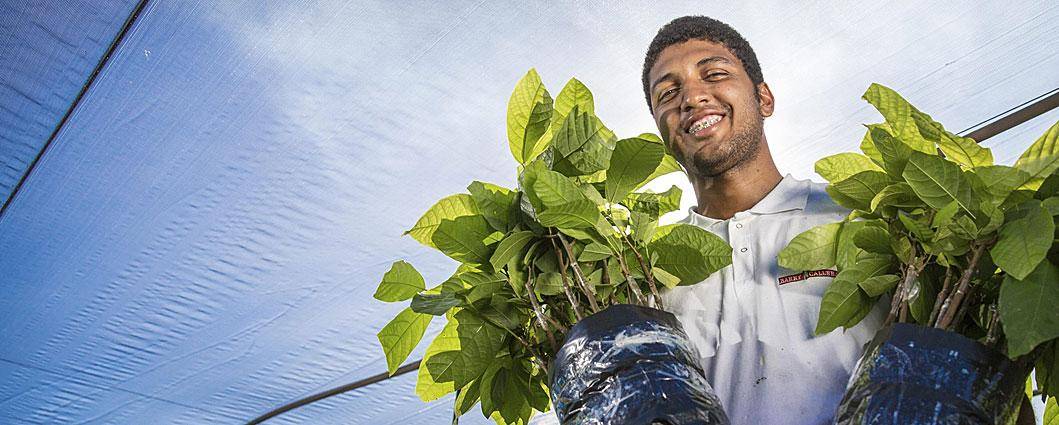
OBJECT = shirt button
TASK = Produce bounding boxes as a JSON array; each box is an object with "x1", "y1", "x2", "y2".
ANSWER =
[
  {"x1": 740, "y1": 247, "x2": 748, "y2": 253},
  {"x1": 735, "y1": 223, "x2": 743, "y2": 228}
]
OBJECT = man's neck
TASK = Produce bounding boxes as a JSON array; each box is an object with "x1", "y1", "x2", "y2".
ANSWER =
[{"x1": 689, "y1": 149, "x2": 783, "y2": 220}]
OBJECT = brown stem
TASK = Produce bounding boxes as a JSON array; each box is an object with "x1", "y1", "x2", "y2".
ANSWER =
[
  {"x1": 936, "y1": 242, "x2": 987, "y2": 330},
  {"x1": 614, "y1": 249, "x2": 646, "y2": 305},
  {"x1": 984, "y1": 304, "x2": 1002, "y2": 347},
  {"x1": 885, "y1": 261, "x2": 921, "y2": 327},
  {"x1": 523, "y1": 267, "x2": 557, "y2": 352},
  {"x1": 549, "y1": 237, "x2": 584, "y2": 321},
  {"x1": 601, "y1": 263, "x2": 614, "y2": 305},
  {"x1": 928, "y1": 267, "x2": 954, "y2": 325},
  {"x1": 605, "y1": 213, "x2": 661, "y2": 305},
  {"x1": 556, "y1": 233, "x2": 600, "y2": 312}
]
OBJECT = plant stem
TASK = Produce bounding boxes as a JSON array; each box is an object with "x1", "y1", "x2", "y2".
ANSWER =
[
  {"x1": 936, "y1": 242, "x2": 987, "y2": 330},
  {"x1": 928, "y1": 267, "x2": 954, "y2": 325},
  {"x1": 885, "y1": 261, "x2": 921, "y2": 327},
  {"x1": 984, "y1": 304, "x2": 1002, "y2": 347},
  {"x1": 614, "y1": 248, "x2": 647, "y2": 305},
  {"x1": 603, "y1": 211, "x2": 660, "y2": 307},
  {"x1": 549, "y1": 236, "x2": 585, "y2": 321},
  {"x1": 622, "y1": 230, "x2": 662, "y2": 308},
  {"x1": 556, "y1": 233, "x2": 600, "y2": 312},
  {"x1": 601, "y1": 263, "x2": 615, "y2": 305},
  {"x1": 524, "y1": 267, "x2": 557, "y2": 353}
]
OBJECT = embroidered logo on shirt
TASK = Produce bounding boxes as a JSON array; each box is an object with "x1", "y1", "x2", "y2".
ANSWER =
[{"x1": 778, "y1": 269, "x2": 837, "y2": 285}]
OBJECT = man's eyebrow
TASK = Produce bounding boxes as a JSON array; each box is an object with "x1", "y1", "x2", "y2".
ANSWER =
[
  {"x1": 650, "y1": 56, "x2": 734, "y2": 93},
  {"x1": 697, "y1": 56, "x2": 733, "y2": 67}
]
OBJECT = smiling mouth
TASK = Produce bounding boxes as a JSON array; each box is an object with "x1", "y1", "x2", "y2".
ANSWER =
[{"x1": 685, "y1": 114, "x2": 724, "y2": 136}]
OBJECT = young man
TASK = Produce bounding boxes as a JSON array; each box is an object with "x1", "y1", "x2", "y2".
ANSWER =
[{"x1": 643, "y1": 16, "x2": 885, "y2": 424}]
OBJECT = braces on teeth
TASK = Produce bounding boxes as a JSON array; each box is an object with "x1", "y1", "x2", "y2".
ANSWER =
[{"x1": 689, "y1": 115, "x2": 722, "y2": 133}]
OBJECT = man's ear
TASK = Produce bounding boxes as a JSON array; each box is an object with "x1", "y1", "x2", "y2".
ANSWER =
[{"x1": 756, "y1": 82, "x2": 775, "y2": 118}]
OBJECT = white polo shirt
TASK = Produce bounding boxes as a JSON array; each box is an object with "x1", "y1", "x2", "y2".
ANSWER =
[{"x1": 659, "y1": 174, "x2": 886, "y2": 425}]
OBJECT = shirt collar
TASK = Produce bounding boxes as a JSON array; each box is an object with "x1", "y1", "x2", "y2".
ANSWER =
[{"x1": 683, "y1": 173, "x2": 810, "y2": 226}]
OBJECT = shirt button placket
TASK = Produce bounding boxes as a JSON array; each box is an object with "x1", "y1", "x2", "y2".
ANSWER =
[{"x1": 731, "y1": 217, "x2": 750, "y2": 301}]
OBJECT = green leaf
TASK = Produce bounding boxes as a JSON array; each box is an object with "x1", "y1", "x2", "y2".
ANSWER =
[
  {"x1": 932, "y1": 201, "x2": 960, "y2": 229},
  {"x1": 624, "y1": 185, "x2": 682, "y2": 220},
  {"x1": 1045, "y1": 396, "x2": 1057, "y2": 425},
  {"x1": 378, "y1": 307, "x2": 433, "y2": 375},
  {"x1": 536, "y1": 200, "x2": 600, "y2": 230},
  {"x1": 903, "y1": 151, "x2": 977, "y2": 217},
  {"x1": 518, "y1": 160, "x2": 544, "y2": 208},
  {"x1": 489, "y1": 231, "x2": 536, "y2": 271},
  {"x1": 999, "y1": 260, "x2": 1059, "y2": 357},
  {"x1": 534, "y1": 271, "x2": 564, "y2": 295},
  {"x1": 480, "y1": 360, "x2": 534, "y2": 425},
  {"x1": 412, "y1": 292, "x2": 461, "y2": 315},
  {"x1": 551, "y1": 107, "x2": 611, "y2": 177},
  {"x1": 1038, "y1": 342, "x2": 1059, "y2": 398},
  {"x1": 815, "y1": 152, "x2": 884, "y2": 183},
  {"x1": 651, "y1": 266, "x2": 681, "y2": 289},
  {"x1": 991, "y1": 199, "x2": 1053, "y2": 280},
  {"x1": 477, "y1": 294, "x2": 527, "y2": 330},
  {"x1": 1044, "y1": 196, "x2": 1059, "y2": 216},
  {"x1": 972, "y1": 165, "x2": 1031, "y2": 207},
  {"x1": 778, "y1": 222, "x2": 841, "y2": 271},
  {"x1": 468, "y1": 181, "x2": 517, "y2": 232},
  {"x1": 432, "y1": 215, "x2": 495, "y2": 265},
  {"x1": 816, "y1": 274, "x2": 871, "y2": 335},
  {"x1": 426, "y1": 310, "x2": 507, "y2": 389},
  {"x1": 629, "y1": 210, "x2": 658, "y2": 243},
  {"x1": 405, "y1": 194, "x2": 479, "y2": 248},
  {"x1": 893, "y1": 235, "x2": 914, "y2": 264},
  {"x1": 551, "y1": 78, "x2": 594, "y2": 133},
  {"x1": 1013, "y1": 121, "x2": 1059, "y2": 190},
  {"x1": 861, "y1": 84, "x2": 935, "y2": 154},
  {"x1": 853, "y1": 226, "x2": 893, "y2": 255},
  {"x1": 869, "y1": 182, "x2": 925, "y2": 214},
  {"x1": 459, "y1": 272, "x2": 508, "y2": 304},
  {"x1": 816, "y1": 256, "x2": 892, "y2": 334},
  {"x1": 374, "y1": 260, "x2": 426, "y2": 302},
  {"x1": 898, "y1": 212, "x2": 934, "y2": 240},
  {"x1": 836, "y1": 221, "x2": 874, "y2": 270},
  {"x1": 606, "y1": 137, "x2": 666, "y2": 202},
  {"x1": 454, "y1": 378, "x2": 481, "y2": 420},
  {"x1": 649, "y1": 224, "x2": 733, "y2": 285},
  {"x1": 531, "y1": 168, "x2": 587, "y2": 208},
  {"x1": 507, "y1": 69, "x2": 553, "y2": 164},
  {"x1": 859, "y1": 274, "x2": 900, "y2": 297},
  {"x1": 578, "y1": 242, "x2": 612, "y2": 262},
  {"x1": 908, "y1": 268, "x2": 939, "y2": 324},
  {"x1": 826, "y1": 170, "x2": 891, "y2": 211},
  {"x1": 866, "y1": 125, "x2": 912, "y2": 177},
  {"x1": 949, "y1": 215, "x2": 979, "y2": 240},
  {"x1": 860, "y1": 125, "x2": 885, "y2": 165},
  {"x1": 417, "y1": 318, "x2": 460, "y2": 401},
  {"x1": 636, "y1": 151, "x2": 684, "y2": 191},
  {"x1": 936, "y1": 131, "x2": 993, "y2": 168}
]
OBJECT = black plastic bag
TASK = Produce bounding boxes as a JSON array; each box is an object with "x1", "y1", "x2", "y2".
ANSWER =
[
  {"x1": 835, "y1": 323, "x2": 1029, "y2": 425},
  {"x1": 549, "y1": 304, "x2": 728, "y2": 425}
]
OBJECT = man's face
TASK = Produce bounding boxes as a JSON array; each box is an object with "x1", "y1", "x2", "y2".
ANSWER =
[{"x1": 647, "y1": 39, "x2": 774, "y2": 177}]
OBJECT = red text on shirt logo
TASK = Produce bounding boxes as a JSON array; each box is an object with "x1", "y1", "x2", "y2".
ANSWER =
[{"x1": 778, "y1": 269, "x2": 837, "y2": 285}]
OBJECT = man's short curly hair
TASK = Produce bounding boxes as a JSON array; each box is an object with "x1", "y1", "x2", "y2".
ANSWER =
[{"x1": 642, "y1": 16, "x2": 764, "y2": 113}]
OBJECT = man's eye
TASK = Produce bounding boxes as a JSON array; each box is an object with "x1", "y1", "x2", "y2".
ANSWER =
[
  {"x1": 659, "y1": 88, "x2": 678, "y2": 101},
  {"x1": 706, "y1": 72, "x2": 727, "y2": 79}
]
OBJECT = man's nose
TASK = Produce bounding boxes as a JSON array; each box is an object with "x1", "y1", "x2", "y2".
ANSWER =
[{"x1": 681, "y1": 80, "x2": 713, "y2": 113}]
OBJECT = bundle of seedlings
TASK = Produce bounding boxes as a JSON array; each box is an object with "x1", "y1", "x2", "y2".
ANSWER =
[
  {"x1": 374, "y1": 70, "x2": 732, "y2": 425},
  {"x1": 778, "y1": 83, "x2": 1059, "y2": 424}
]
